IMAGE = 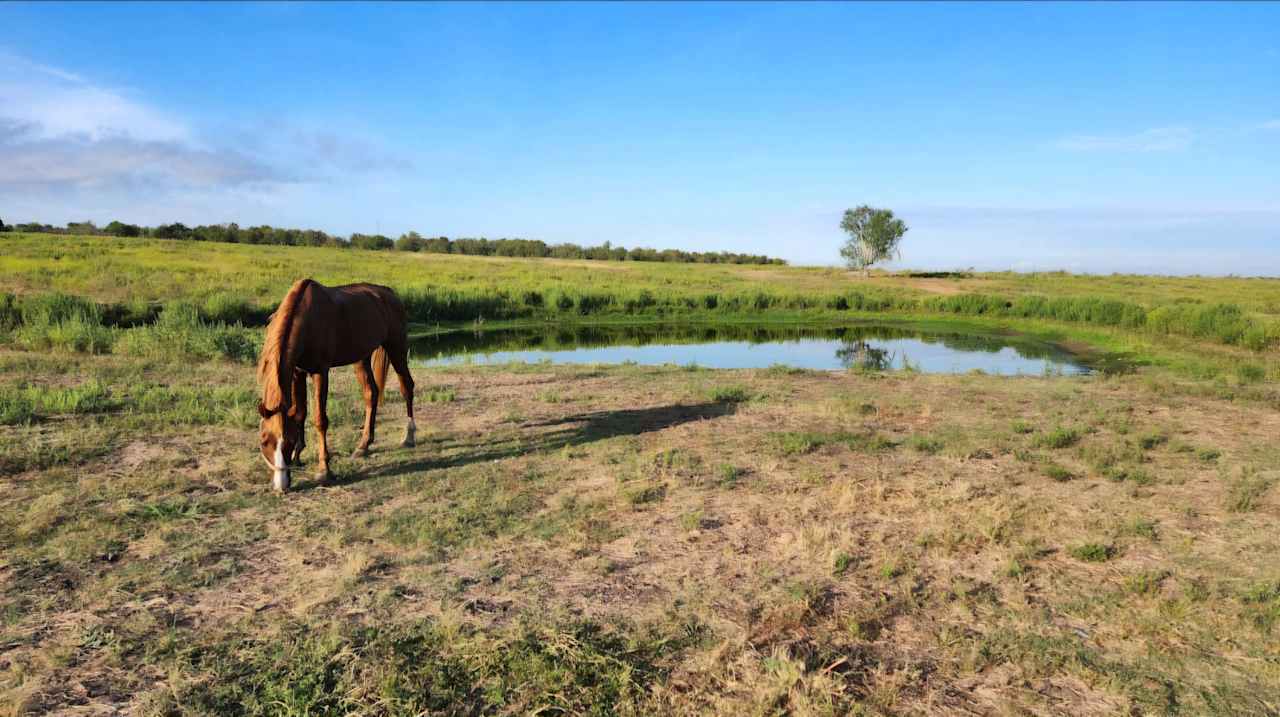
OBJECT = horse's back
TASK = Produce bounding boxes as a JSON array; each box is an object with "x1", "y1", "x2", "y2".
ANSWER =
[{"x1": 309, "y1": 283, "x2": 406, "y2": 366}]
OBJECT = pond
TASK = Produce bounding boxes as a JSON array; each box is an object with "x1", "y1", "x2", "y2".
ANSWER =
[{"x1": 411, "y1": 323, "x2": 1094, "y2": 375}]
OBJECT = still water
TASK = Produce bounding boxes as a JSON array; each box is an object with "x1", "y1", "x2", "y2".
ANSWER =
[{"x1": 411, "y1": 323, "x2": 1093, "y2": 376}]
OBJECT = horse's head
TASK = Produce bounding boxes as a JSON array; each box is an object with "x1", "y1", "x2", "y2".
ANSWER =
[{"x1": 258, "y1": 401, "x2": 303, "y2": 492}]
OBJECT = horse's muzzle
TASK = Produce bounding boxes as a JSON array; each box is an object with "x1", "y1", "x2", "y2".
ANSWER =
[{"x1": 273, "y1": 468, "x2": 292, "y2": 492}]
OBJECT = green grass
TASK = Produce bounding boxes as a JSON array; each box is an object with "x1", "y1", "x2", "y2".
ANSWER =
[
  {"x1": 156, "y1": 616, "x2": 702, "y2": 716},
  {"x1": 0, "y1": 380, "x2": 118, "y2": 425},
  {"x1": 770, "y1": 430, "x2": 895, "y2": 457}
]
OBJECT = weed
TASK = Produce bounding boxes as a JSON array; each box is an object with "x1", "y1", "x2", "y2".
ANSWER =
[
  {"x1": 708, "y1": 385, "x2": 751, "y2": 403},
  {"x1": 770, "y1": 430, "x2": 894, "y2": 457},
  {"x1": 1068, "y1": 542, "x2": 1115, "y2": 562},
  {"x1": 1240, "y1": 581, "x2": 1280, "y2": 633},
  {"x1": 1033, "y1": 426, "x2": 1081, "y2": 450},
  {"x1": 765, "y1": 364, "x2": 808, "y2": 376},
  {"x1": 1224, "y1": 467, "x2": 1273, "y2": 512},
  {"x1": 1043, "y1": 464, "x2": 1074, "y2": 482},
  {"x1": 1196, "y1": 448, "x2": 1222, "y2": 463},
  {"x1": 680, "y1": 510, "x2": 705, "y2": 531},
  {"x1": 1138, "y1": 432, "x2": 1169, "y2": 450},
  {"x1": 1103, "y1": 466, "x2": 1155, "y2": 486},
  {"x1": 832, "y1": 551, "x2": 855, "y2": 577},
  {"x1": 1235, "y1": 363, "x2": 1266, "y2": 384},
  {"x1": 715, "y1": 463, "x2": 742, "y2": 487},
  {"x1": 1119, "y1": 518, "x2": 1159, "y2": 541},
  {"x1": 907, "y1": 434, "x2": 944, "y2": 454},
  {"x1": 1125, "y1": 570, "x2": 1169, "y2": 596},
  {"x1": 162, "y1": 617, "x2": 700, "y2": 715},
  {"x1": 622, "y1": 482, "x2": 667, "y2": 507},
  {"x1": 424, "y1": 385, "x2": 457, "y2": 403},
  {"x1": 1011, "y1": 419, "x2": 1035, "y2": 435}
]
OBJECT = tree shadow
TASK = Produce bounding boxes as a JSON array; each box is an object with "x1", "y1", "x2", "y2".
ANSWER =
[{"x1": 353, "y1": 400, "x2": 739, "y2": 484}]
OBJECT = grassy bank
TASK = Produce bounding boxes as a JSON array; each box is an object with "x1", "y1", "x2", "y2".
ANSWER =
[
  {"x1": 2, "y1": 233, "x2": 1279, "y2": 354},
  {"x1": 2, "y1": 359, "x2": 1278, "y2": 714}
]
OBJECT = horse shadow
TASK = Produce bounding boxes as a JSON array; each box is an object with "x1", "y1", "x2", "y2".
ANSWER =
[{"x1": 303, "y1": 400, "x2": 738, "y2": 490}]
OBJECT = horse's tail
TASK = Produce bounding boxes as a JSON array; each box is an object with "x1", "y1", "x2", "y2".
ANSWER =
[{"x1": 371, "y1": 347, "x2": 390, "y2": 404}]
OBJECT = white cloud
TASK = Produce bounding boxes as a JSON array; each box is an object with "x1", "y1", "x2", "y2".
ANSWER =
[
  {"x1": 0, "y1": 53, "x2": 187, "y2": 143},
  {"x1": 0, "y1": 52, "x2": 406, "y2": 195},
  {"x1": 1054, "y1": 126, "x2": 1193, "y2": 152},
  {"x1": 1257, "y1": 119, "x2": 1280, "y2": 131}
]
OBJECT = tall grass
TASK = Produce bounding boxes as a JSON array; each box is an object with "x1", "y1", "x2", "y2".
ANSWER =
[
  {"x1": 0, "y1": 380, "x2": 117, "y2": 425},
  {"x1": 114, "y1": 302, "x2": 258, "y2": 362},
  {"x1": 7, "y1": 292, "x2": 113, "y2": 354}
]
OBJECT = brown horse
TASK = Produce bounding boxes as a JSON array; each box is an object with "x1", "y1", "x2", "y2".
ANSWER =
[{"x1": 256, "y1": 279, "x2": 416, "y2": 491}]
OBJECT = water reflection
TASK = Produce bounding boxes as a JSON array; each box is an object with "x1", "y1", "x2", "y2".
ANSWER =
[
  {"x1": 411, "y1": 323, "x2": 1092, "y2": 376},
  {"x1": 835, "y1": 341, "x2": 895, "y2": 371}
]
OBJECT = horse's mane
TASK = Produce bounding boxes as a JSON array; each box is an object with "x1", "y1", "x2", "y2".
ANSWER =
[{"x1": 257, "y1": 278, "x2": 313, "y2": 415}]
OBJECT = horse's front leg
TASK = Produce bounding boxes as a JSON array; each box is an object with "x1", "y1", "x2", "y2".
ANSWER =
[
  {"x1": 313, "y1": 369, "x2": 331, "y2": 482},
  {"x1": 352, "y1": 357, "x2": 378, "y2": 458}
]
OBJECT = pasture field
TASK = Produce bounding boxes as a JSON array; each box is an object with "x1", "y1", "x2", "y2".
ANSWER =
[{"x1": 1, "y1": 234, "x2": 1279, "y2": 715}]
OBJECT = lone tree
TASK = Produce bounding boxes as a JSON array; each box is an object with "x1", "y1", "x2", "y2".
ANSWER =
[{"x1": 839, "y1": 205, "x2": 907, "y2": 274}]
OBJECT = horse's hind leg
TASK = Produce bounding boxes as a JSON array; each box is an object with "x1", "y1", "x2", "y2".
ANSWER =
[
  {"x1": 290, "y1": 370, "x2": 308, "y2": 463},
  {"x1": 353, "y1": 356, "x2": 378, "y2": 458},
  {"x1": 387, "y1": 344, "x2": 417, "y2": 447}
]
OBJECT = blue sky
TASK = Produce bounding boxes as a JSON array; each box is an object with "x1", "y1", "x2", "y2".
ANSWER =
[{"x1": 1, "y1": 2, "x2": 1278, "y2": 273}]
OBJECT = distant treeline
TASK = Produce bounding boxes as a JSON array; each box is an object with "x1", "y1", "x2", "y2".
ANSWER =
[{"x1": 0, "y1": 218, "x2": 786, "y2": 265}]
